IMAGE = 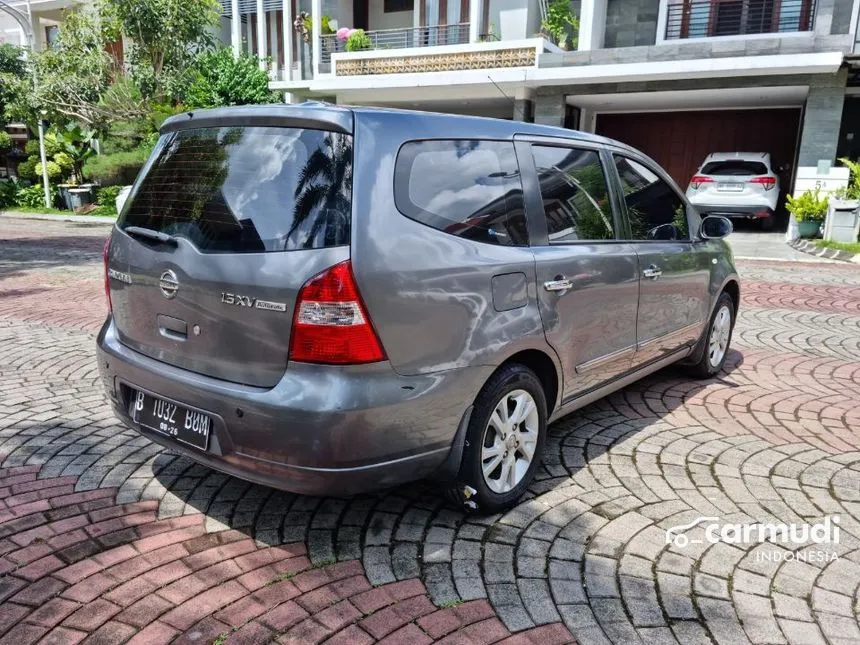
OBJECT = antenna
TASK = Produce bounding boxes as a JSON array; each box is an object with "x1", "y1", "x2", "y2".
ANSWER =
[{"x1": 488, "y1": 75, "x2": 528, "y2": 121}]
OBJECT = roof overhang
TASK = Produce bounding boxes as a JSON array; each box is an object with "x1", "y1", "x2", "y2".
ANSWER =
[{"x1": 272, "y1": 51, "x2": 844, "y2": 97}]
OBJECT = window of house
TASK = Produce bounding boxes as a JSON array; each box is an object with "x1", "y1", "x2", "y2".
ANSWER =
[
  {"x1": 531, "y1": 145, "x2": 615, "y2": 242},
  {"x1": 384, "y1": 0, "x2": 413, "y2": 12},
  {"x1": 613, "y1": 155, "x2": 689, "y2": 241},
  {"x1": 394, "y1": 140, "x2": 528, "y2": 247}
]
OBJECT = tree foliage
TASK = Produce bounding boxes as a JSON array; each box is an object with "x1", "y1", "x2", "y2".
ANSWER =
[
  {"x1": 99, "y1": 0, "x2": 221, "y2": 97},
  {"x1": 10, "y1": 11, "x2": 115, "y2": 128},
  {"x1": 0, "y1": 43, "x2": 27, "y2": 124},
  {"x1": 185, "y1": 49, "x2": 279, "y2": 109}
]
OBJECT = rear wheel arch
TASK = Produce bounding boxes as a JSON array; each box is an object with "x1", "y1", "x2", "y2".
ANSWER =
[{"x1": 495, "y1": 349, "x2": 560, "y2": 416}]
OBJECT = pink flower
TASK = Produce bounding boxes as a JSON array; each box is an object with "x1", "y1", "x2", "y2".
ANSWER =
[{"x1": 336, "y1": 27, "x2": 350, "y2": 40}]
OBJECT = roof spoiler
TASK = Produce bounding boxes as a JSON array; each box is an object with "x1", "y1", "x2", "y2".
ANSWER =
[{"x1": 160, "y1": 102, "x2": 353, "y2": 135}]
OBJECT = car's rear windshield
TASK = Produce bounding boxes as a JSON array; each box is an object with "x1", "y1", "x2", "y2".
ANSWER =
[
  {"x1": 701, "y1": 160, "x2": 768, "y2": 176},
  {"x1": 119, "y1": 126, "x2": 352, "y2": 253}
]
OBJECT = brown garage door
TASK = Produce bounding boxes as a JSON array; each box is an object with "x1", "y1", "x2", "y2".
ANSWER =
[{"x1": 596, "y1": 108, "x2": 800, "y2": 191}]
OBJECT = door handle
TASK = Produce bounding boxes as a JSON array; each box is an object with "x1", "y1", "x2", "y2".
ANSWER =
[
  {"x1": 544, "y1": 277, "x2": 573, "y2": 292},
  {"x1": 643, "y1": 265, "x2": 663, "y2": 279}
]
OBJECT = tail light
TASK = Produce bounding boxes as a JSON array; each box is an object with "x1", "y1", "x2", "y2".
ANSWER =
[
  {"x1": 749, "y1": 176, "x2": 776, "y2": 191},
  {"x1": 690, "y1": 175, "x2": 713, "y2": 190},
  {"x1": 289, "y1": 260, "x2": 386, "y2": 364},
  {"x1": 103, "y1": 236, "x2": 112, "y2": 313}
]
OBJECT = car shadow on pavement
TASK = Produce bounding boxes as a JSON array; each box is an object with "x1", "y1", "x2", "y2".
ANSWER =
[
  {"x1": 0, "y1": 235, "x2": 107, "y2": 277},
  {"x1": 527, "y1": 348, "x2": 744, "y2": 498},
  {"x1": 146, "y1": 348, "x2": 745, "y2": 564}
]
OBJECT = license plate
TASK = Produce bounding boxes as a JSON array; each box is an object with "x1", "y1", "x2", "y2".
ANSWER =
[
  {"x1": 130, "y1": 390, "x2": 211, "y2": 451},
  {"x1": 717, "y1": 182, "x2": 743, "y2": 192}
]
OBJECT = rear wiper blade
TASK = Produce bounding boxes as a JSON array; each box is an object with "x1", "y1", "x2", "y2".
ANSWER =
[{"x1": 125, "y1": 226, "x2": 178, "y2": 246}]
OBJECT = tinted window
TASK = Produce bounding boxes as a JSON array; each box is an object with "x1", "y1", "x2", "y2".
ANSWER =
[
  {"x1": 701, "y1": 160, "x2": 768, "y2": 176},
  {"x1": 532, "y1": 145, "x2": 614, "y2": 242},
  {"x1": 120, "y1": 127, "x2": 352, "y2": 253},
  {"x1": 613, "y1": 156, "x2": 689, "y2": 241},
  {"x1": 394, "y1": 140, "x2": 527, "y2": 247}
]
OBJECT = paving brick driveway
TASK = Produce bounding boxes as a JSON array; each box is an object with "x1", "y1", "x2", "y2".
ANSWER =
[{"x1": 2, "y1": 217, "x2": 860, "y2": 645}]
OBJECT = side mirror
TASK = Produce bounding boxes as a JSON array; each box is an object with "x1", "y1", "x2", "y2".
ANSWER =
[{"x1": 700, "y1": 215, "x2": 733, "y2": 240}]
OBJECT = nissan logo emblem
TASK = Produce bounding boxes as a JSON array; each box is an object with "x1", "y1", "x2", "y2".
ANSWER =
[{"x1": 159, "y1": 270, "x2": 179, "y2": 299}]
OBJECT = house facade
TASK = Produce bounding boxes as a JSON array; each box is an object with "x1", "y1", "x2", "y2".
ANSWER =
[
  {"x1": 223, "y1": 0, "x2": 860, "y2": 193},
  {"x1": 4, "y1": 0, "x2": 860, "y2": 192}
]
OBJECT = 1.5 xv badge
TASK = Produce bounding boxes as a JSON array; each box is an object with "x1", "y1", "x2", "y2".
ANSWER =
[{"x1": 221, "y1": 292, "x2": 287, "y2": 312}]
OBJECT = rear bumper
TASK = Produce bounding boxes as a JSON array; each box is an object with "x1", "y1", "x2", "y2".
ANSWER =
[
  {"x1": 96, "y1": 317, "x2": 488, "y2": 496},
  {"x1": 693, "y1": 204, "x2": 775, "y2": 219}
]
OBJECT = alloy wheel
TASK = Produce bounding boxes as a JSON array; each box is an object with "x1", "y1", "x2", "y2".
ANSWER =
[
  {"x1": 480, "y1": 389, "x2": 539, "y2": 494},
  {"x1": 708, "y1": 305, "x2": 732, "y2": 367}
]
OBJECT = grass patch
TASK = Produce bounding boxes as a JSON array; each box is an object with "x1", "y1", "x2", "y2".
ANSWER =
[
  {"x1": 815, "y1": 239, "x2": 860, "y2": 254},
  {"x1": 4, "y1": 206, "x2": 72, "y2": 215},
  {"x1": 265, "y1": 571, "x2": 297, "y2": 586},
  {"x1": 212, "y1": 633, "x2": 229, "y2": 645},
  {"x1": 438, "y1": 599, "x2": 463, "y2": 609},
  {"x1": 313, "y1": 557, "x2": 337, "y2": 569},
  {"x1": 2, "y1": 206, "x2": 116, "y2": 217}
]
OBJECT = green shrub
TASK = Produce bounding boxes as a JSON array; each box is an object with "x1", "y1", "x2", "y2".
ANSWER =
[
  {"x1": 0, "y1": 131, "x2": 11, "y2": 151},
  {"x1": 838, "y1": 157, "x2": 860, "y2": 200},
  {"x1": 54, "y1": 151, "x2": 75, "y2": 172},
  {"x1": 541, "y1": 0, "x2": 579, "y2": 49},
  {"x1": 345, "y1": 29, "x2": 372, "y2": 52},
  {"x1": 97, "y1": 184, "x2": 123, "y2": 207},
  {"x1": 35, "y1": 160, "x2": 63, "y2": 179},
  {"x1": 786, "y1": 189, "x2": 828, "y2": 222},
  {"x1": 92, "y1": 184, "x2": 123, "y2": 216},
  {"x1": 16, "y1": 158, "x2": 36, "y2": 180},
  {"x1": 24, "y1": 134, "x2": 63, "y2": 158},
  {"x1": 185, "y1": 48, "x2": 279, "y2": 109},
  {"x1": 15, "y1": 184, "x2": 54, "y2": 209},
  {"x1": 83, "y1": 147, "x2": 151, "y2": 185},
  {"x1": 0, "y1": 178, "x2": 19, "y2": 208}
]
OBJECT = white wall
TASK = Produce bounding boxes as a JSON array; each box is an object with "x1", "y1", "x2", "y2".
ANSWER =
[
  {"x1": 369, "y1": 0, "x2": 413, "y2": 30},
  {"x1": 489, "y1": 0, "x2": 537, "y2": 40}
]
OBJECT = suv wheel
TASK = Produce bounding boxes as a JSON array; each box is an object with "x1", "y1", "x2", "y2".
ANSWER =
[
  {"x1": 688, "y1": 292, "x2": 735, "y2": 378},
  {"x1": 448, "y1": 364, "x2": 547, "y2": 514}
]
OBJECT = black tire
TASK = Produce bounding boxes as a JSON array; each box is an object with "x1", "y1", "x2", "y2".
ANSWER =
[
  {"x1": 446, "y1": 364, "x2": 547, "y2": 514},
  {"x1": 688, "y1": 292, "x2": 735, "y2": 378}
]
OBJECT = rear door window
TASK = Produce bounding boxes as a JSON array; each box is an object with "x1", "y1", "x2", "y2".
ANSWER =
[
  {"x1": 394, "y1": 139, "x2": 528, "y2": 247},
  {"x1": 701, "y1": 160, "x2": 768, "y2": 176},
  {"x1": 531, "y1": 145, "x2": 615, "y2": 242},
  {"x1": 119, "y1": 126, "x2": 352, "y2": 253}
]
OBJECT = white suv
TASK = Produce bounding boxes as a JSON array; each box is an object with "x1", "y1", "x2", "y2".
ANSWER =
[{"x1": 685, "y1": 152, "x2": 779, "y2": 230}]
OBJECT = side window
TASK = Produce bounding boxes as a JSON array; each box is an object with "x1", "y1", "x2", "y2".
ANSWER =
[
  {"x1": 531, "y1": 145, "x2": 615, "y2": 243},
  {"x1": 394, "y1": 140, "x2": 528, "y2": 247},
  {"x1": 613, "y1": 155, "x2": 689, "y2": 241}
]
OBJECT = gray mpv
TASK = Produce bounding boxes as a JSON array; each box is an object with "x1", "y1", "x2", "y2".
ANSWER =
[{"x1": 98, "y1": 103, "x2": 739, "y2": 513}]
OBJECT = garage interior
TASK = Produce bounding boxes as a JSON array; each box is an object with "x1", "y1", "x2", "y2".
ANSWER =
[{"x1": 571, "y1": 86, "x2": 808, "y2": 229}]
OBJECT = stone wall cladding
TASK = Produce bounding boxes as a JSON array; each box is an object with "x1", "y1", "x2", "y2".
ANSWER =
[
  {"x1": 797, "y1": 69, "x2": 849, "y2": 166},
  {"x1": 604, "y1": 0, "x2": 660, "y2": 47},
  {"x1": 830, "y1": 0, "x2": 853, "y2": 34}
]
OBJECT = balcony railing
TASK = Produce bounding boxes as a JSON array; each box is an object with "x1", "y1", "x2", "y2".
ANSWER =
[
  {"x1": 321, "y1": 23, "x2": 470, "y2": 64},
  {"x1": 665, "y1": 0, "x2": 815, "y2": 39}
]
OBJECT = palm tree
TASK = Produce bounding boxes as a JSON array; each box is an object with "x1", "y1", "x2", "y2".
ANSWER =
[{"x1": 289, "y1": 132, "x2": 352, "y2": 249}]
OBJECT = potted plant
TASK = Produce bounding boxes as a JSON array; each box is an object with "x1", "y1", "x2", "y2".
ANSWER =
[
  {"x1": 786, "y1": 189, "x2": 828, "y2": 238},
  {"x1": 344, "y1": 28, "x2": 372, "y2": 52},
  {"x1": 541, "y1": 0, "x2": 579, "y2": 50}
]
